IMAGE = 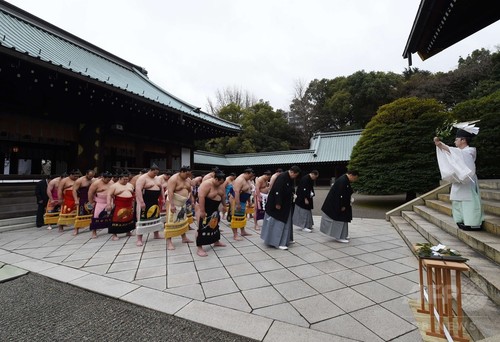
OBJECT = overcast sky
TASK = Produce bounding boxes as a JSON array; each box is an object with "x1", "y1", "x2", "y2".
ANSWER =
[{"x1": 6, "y1": 0, "x2": 500, "y2": 112}]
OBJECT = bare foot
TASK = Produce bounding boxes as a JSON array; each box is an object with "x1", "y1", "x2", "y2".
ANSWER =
[
  {"x1": 213, "y1": 241, "x2": 226, "y2": 247},
  {"x1": 91, "y1": 231, "x2": 97, "y2": 239},
  {"x1": 136, "y1": 240, "x2": 143, "y2": 247},
  {"x1": 111, "y1": 235, "x2": 119, "y2": 241},
  {"x1": 182, "y1": 238, "x2": 193, "y2": 243},
  {"x1": 254, "y1": 226, "x2": 260, "y2": 231},
  {"x1": 72, "y1": 230, "x2": 78, "y2": 236},
  {"x1": 58, "y1": 227, "x2": 64, "y2": 233},
  {"x1": 126, "y1": 232, "x2": 133, "y2": 237},
  {"x1": 233, "y1": 236, "x2": 243, "y2": 241},
  {"x1": 241, "y1": 232, "x2": 252, "y2": 236},
  {"x1": 153, "y1": 232, "x2": 162, "y2": 239},
  {"x1": 47, "y1": 225, "x2": 53, "y2": 230},
  {"x1": 197, "y1": 249, "x2": 208, "y2": 257},
  {"x1": 167, "y1": 243, "x2": 175, "y2": 250}
]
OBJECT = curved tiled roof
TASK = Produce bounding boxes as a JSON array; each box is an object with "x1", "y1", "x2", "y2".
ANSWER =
[
  {"x1": 403, "y1": 0, "x2": 500, "y2": 64},
  {"x1": 194, "y1": 130, "x2": 362, "y2": 166},
  {"x1": 0, "y1": 2, "x2": 240, "y2": 132}
]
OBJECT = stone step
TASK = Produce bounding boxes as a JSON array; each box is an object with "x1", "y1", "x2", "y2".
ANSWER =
[
  {"x1": 426, "y1": 199, "x2": 452, "y2": 216},
  {"x1": 436, "y1": 193, "x2": 449, "y2": 203},
  {"x1": 0, "y1": 190, "x2": 34, "y2": 198},
  {"x1": 437, "y1": 193, "x2": 500, "y2": 216},
  {"x1": 426, "y1": 199, "x2": 500, "y2": 235},
  {"x1": 0, "y1": 183, "x2": 38, "y2": 220},
  {"x1": 480, "y1": 180, "x2": 500, "y2": 190},
  {"x1": 482, "y1": 199, "x2": 500, "y2": 217},
  {"x1": 0, "y1": 196, "x2": 35, "y2": 205},
  {"x1": 0, "y1": 202, "x2": 37, "y2": 212},
  {"x1": 0, "y1": 184, "x2": 36, "y2": 191},
  {"x1": 414, "y1": 205, "x2": 500, "y2": 263},
  {"x1": 0, "y1": 221, "x2": 36, "y2": 233},
  {"x1": 0, "y1": 207, "x2": 37, "y2": 220},
  {"x1": 481, "y1": 189, "x2": 500, "y2": 201},
  {"x1": 0, "y1": 215, "x2": 36, "y2": 227},
  {"x1": 389, "y1": 215, "x2": 427, "y2": 247},
  {"x1": 400, "y1": 210, "x2": 500, "y2": 306},
  {"x1": 390, "y1": 215, "x2": 500, "y2": 341}
]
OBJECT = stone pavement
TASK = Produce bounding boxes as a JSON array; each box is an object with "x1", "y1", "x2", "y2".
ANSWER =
[{"x1": 0, "y1": 217, "x2": 424, "y2": 341}]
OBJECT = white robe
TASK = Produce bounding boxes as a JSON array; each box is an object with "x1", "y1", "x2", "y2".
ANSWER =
[{"x1": 436, "y1": 145, "x2": 483, "y2": 227}]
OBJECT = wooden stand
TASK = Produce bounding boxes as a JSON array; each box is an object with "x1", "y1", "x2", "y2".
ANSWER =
[
  {"x1": 417, "y1": 256, "x2": 429, "y2": 314},
  {"x1": 422, "y1": 259, "x2": 469, "y2": 341}
]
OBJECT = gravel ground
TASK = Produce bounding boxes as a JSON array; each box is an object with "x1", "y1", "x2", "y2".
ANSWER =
[{"x1": 0, "y1": 273, "x2": 255, "y2": 342}]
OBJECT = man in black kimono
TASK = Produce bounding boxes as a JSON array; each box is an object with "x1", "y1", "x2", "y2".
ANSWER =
[
  {"x1": 35, "y1": 175, "x2": 50, "y2": 227},
  {"x1": 293, "y1": 170, "x2": 319, "y2": 233},
  {"x1": 260, "y1": 166, "x2": 301, "y2": 250},
  {"x1": 320, "y1": 170, "x2": 359, "y2": 243}
]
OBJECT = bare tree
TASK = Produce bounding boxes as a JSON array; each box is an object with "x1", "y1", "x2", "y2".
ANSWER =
[
  {"x1": 288, "y1": 79, "x2": 314, "y2": 147},
  {"x1": 206, "y1": 86, "x2": 258, "y2": 115}
]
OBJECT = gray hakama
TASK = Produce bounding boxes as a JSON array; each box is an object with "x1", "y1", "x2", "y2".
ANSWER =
[
  {"x1": 292, "y1": 204, "x2": 314, "y2": 229},
  {"x1": 260, "y1": 212, "x2": 292, "y2": 248},
  {"x1": 320, "y1": 214, "x2": 348, "y2": 240}
]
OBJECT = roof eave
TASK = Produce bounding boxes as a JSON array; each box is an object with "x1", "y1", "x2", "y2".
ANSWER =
[{"x1": 403, "y1": 0, "x2": 500, "y2": 65}]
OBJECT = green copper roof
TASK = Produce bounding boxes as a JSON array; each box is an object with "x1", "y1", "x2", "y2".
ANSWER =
[
  {"x1": 0, "y1": 3, "x2": 240, "y2": 132},
  {"x1": 194, "y1": 130, "x2": 362, "y2": 166}
]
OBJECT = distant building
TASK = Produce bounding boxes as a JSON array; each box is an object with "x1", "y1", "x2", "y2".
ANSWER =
[
  {"x1": 285, "y1": 111, "x2": 304, "y2": 131},
  {"x1": 194, "y1": 130, "x2": 362, "y2": 185}
]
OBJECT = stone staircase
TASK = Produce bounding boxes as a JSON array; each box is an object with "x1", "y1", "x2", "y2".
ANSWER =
[
  {"x1": 387, "y1": 179, "x2": 500, "y2": 340},
  {"x1": 0, "y1": 215, "x2": 36, "y2": 233},
  {"x1": 0, "y1": 183, "x2": 37, "y2": 220}
]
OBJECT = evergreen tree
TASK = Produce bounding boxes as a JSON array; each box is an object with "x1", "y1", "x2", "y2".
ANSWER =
[
  {"x1": 452, "y1": 90, "x2": 500, "y2": 178},
  {"x1": 199, "y1": 101, "x2": 298, "y2": 154},
  {"x1": 348, "y1": 97, "x2": 452, "y2": 199}
]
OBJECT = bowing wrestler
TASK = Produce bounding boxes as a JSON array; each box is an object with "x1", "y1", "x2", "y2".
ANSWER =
[
  {"x1": 164, "y1": 166, "x2": 194, "y2": 250},
  {"x1": 190, "y1": 173, "x2": 203, "y2": 209},
  {"x1": 254, "y1": 170, "x2": 272, "y2": 231},
  {"x1": 196, "y1": 171, "x2": 227, "y2": 257},
  {"x1": 72, "y1": 169, "x2": 96, "y2": 235},
  {"x1": 44, "y1": 172, "x2": 66, "y2": 230},
  {"x1": 87, "y1": 171, "x2": 113, "y2": 238},
  {"x1": 57, "y1": 169, "x2": 80, "y2": 233},
  {"x1": 130, "y1": 168, "x2": 147, "y2": 189},
  {"x1": 107, "y1": 172, "x2": 135, "y2": 241},
  {"x1": 202, "y1": 166, "x2": 219, "y2": 182},
  {"x1": 159, "y1": 170, "x2": 173, "y2": 221},
  {"x1": 189, "y1": 173, "x2": 203, "y2": 228},
  {"x1": 223, "y1": 173, "x2": 236, "y2": 221},
  {"x1": 135, "y1": 165, "x2": 164, "y2": 246},
  {"x1": 230, "y1": 167, "x2": 254, "y2": 240}
]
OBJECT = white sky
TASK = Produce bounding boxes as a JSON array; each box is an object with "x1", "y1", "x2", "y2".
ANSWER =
[{"x1": 6, "y1": 0, "x2": 500, "y2": 112}]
